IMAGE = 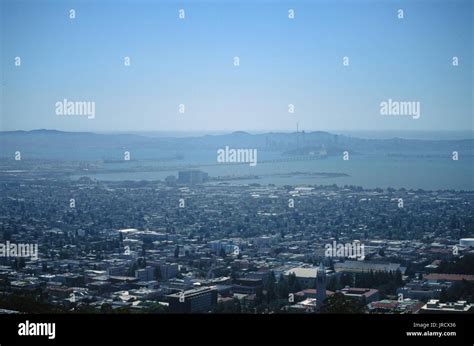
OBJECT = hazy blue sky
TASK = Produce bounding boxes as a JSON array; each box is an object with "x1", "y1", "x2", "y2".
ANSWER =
[{"x1": 1, "y1": 0, "x2": 472, "y2": 132}]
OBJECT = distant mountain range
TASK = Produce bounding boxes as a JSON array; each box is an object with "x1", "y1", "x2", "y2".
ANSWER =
[{"x1": 0, "y1": 129, "x2": 473, "y2": 159}]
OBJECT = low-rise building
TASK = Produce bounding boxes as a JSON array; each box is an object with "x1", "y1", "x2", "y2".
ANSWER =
[
  {"x1": 340, "y1": 287, "x2": 380, "y2": 304},
  {"x1": 167, "y1": 287, "x2": 217, "y2": 313},
  {"x1": 420, "y1": 300, "x2": 473, "y2": 314}
]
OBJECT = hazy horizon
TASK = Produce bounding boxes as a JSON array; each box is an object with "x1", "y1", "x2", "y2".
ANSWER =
[{"x1": 2, "y1": 128, "x2": 474, "y2": 140}]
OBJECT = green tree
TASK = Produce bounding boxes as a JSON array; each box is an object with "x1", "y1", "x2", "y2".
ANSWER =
[
  {"x1": 276, "y1": 274, "x2": 289, "y2": 299},
  {"x1": 321, "y1": 293, "x2": 363, "y2": 313},
  {"x1": 287, "y1": 273, "x2": 301, "y2": 293},
  {"x1": 264, "y1": 271, "x2": 277, "y2": 303}
]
